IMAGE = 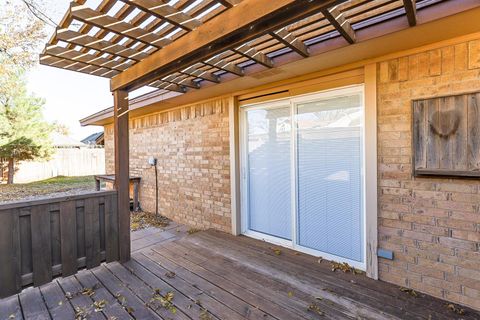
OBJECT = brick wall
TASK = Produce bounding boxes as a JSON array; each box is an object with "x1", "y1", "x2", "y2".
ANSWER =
[
  {"x1": 377, "y1": 38, "x2": 480, "y2": 309},
  {"x1": 104, "y1": 97, "x2": 232, "y2": 232}
]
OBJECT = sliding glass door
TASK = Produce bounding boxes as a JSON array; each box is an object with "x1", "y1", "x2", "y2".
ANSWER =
[{"x1": 241, "y1": 86, "x2": 365, "y2": 267}]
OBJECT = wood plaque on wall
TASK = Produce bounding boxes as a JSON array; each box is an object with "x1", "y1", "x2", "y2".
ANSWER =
[{"x1": 412, "y1": 92, "x2": 480, "y2": 177}]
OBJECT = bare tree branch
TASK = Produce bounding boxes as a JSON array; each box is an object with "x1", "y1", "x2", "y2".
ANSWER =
[{"x1": 20, "y1": 0, "x2": 58, "y2": 27}]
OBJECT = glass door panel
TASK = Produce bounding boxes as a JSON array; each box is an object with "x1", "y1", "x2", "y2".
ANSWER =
[
  {"x1": 296, "y1": 93, "x2": 364, "y2": 262},
  {"x1": 246, "y1": 106, "x2": 292, "y2": 240}
]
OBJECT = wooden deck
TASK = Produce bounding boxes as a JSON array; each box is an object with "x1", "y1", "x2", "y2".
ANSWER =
[{"x1": 1, "y1": 224, "x2": 479, "y2": 320}]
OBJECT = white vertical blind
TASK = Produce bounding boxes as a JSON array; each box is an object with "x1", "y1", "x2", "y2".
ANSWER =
[
  {"x1": 247, "y1": 106, "x2": 292, "y2": 240},
  {"x1": 296, "y1": 93, "x2": 364, "y2": 262}
]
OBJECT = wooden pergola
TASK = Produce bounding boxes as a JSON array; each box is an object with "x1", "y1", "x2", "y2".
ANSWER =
[{"x1": 40, "y1": 0, "x2": 477, "y2": 263}]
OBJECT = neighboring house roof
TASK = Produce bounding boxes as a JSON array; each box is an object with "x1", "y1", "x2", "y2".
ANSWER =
[
  {"x1": 51, "y1": 132, "x2": 86, "y2": 148},
  {"x1": 81, "y1": 132, "x2": 104, "y2": 145}
]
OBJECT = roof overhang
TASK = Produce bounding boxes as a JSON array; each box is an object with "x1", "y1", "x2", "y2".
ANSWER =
[{"x1": 79, "y1": 1, "x2": 480, "y2": 126}]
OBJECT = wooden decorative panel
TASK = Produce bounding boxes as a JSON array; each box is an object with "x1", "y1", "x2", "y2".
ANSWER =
[{"x1": 413, "y1": 92, "x2": 480, "y2": 177}]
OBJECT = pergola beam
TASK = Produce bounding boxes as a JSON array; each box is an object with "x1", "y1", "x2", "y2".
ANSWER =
[
  {"x1": 403, "y1": 0, "x2": 417, "y2": 26},
  {"x1": 321, "y1": 6, "x2": 356, "y2": 44},
  {"x1": 110, "y1": 0, "x2": 342, "y2": 91},
  {"x1": 269, "y1": 28, "x2": 309, "y2": 57},
  {"x1": 120, "y1": 0, "x2": 202, "y2": 31}
]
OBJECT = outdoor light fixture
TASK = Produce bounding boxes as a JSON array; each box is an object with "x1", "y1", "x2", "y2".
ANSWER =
[{"x1": 148, "y1": 156, "x2": 157, "y2": 166}]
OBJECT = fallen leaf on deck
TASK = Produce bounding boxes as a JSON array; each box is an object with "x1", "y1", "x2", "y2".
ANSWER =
[
  {"x1": 200, "y1": 308, "x2": 213, "y2": 320},
  {"x1": 188, "y1": 228, "x2": 201, "y2": 234},
  {"x1": 400, "y1": 287, "x2": 418, "y2": 297},
  {"x1": 82, "y1": 287, "x2": 95, "y2": 297},
  {"x1": 165, "y1": 271, "x2": 176, "y2": 278},
  {"x1": 446, "y1": 303, "x2": 465, "y2": 315},
  {"x1": 307, "y1": 303, "x2": 325, "y2": 316},
  {"x1": 93, "y1": 299, "x2": 107, "y2": 312}
]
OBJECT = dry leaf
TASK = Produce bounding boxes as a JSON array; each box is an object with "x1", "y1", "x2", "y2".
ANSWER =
[
  {"x1": 307, "y1": 303, "x2": 325, "y2": 316},
  {"x1": 400, "y1": 287, "x2": 418, "y2": 297},
  {"x1": 446, "y1": 303, "x2": 465, "y2": 315}
]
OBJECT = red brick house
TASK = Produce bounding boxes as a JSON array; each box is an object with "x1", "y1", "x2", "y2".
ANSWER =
[{"x1": 39, "y1": 0, "x2": 480, "y2": 311}]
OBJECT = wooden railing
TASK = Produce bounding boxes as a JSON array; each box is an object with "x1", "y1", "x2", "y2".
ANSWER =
[{"x1": 0, "y1": 191, "x2": 119, "y2": 298}]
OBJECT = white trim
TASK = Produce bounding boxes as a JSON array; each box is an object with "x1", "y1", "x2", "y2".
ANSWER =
[
  {"x1": 229, "y1": 96, "x2": 241, "y2": 235},
  {"x1": 239, "y1": 85, "x2": 370, "y2": 271}
]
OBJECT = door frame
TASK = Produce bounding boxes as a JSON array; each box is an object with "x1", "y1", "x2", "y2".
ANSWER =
[{"x1": 239, "y1": 84, "x2": 367, "y2": 270}]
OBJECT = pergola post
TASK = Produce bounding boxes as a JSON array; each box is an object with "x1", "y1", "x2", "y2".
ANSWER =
[{"x1": 113, "y1": 89, "x2": 130, "y2": 262}]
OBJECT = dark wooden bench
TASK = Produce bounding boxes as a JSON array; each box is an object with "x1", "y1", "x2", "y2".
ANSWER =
[{"x1": 94, "y1": 174, "x2": 141, "y2": 211}]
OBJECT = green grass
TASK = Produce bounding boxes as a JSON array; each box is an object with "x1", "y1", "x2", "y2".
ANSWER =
[{"x1": 0, "y1": 176, "x2": 96, "y2": 202}]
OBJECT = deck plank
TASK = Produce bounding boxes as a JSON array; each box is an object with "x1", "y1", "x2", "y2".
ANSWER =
[
  {"x1": 104, "y1": 261, "x2": 190, "y2": 320},
  {"x1": 124, "y1": 257, "x2": 216, "y2": 319},
  {"x1": 90, "y1": 265, "x2": 160, "y2": 320},
  {"x1": 18, "y1": 287, "x2": 51, "y2": 320},
  {"x1": 0, "y1": 295, "x2": 23, "y2": 320},
  {"x1": 188, "y1": 232, "x2": 422, "y2": 320},
  {"x1": 75, "y1": 269, "x2": 134, "y2": 320},
  {"x1": 139, "y1": 250, "x2": 248, "y2": 320},
  {"x1": 200, "y1": 231, "x2": 463, "y2": 320},
  {"x1": 39, "y1": 281, "x2": 75, "y2": 320},
  {"x1": 149, "y1": 245, "x2": 280, "y2": 320},
  {"x1": 162, "y1": 240, "x2": 353, "y2": 320},
  {"x1": 56, "y1": 275, "x2": 105, "y2": 320}
]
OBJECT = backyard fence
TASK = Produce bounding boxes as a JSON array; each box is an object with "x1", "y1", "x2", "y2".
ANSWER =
[
  {"x1": 4, "y1": 147, "x2": 105, "y2": 183},
  {"x1": 0, "y1": 190, "x2": 119, "y2": 298}
]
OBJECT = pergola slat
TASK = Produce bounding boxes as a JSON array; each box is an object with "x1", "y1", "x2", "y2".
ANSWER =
[
  {"x1": 151, "y1": 81, "x2": 187, "y2": 93},
  {"x1": 181, "y1": 64, "x2": 220, "y2": 83},
  {"x1": 204, "y1": 53, "x2": 244, "y2": 77},
  {"x1": 70, "y1": 3, "x2": 170, "y2": 48},
  {"x1": 321, "y1": 6, "x2": 356, "y2": 44},
  {"x1": 55, "y1": 29, "x2": 149, "y2": 61},
  {"x1": 270, "y1": 28, "x2": 309, "y2": 57},
  {"x1": 120, "y1": 0, "x2": 202, "y2": 31},
  {"x1": 403, "y1": 0, "x2": 417, "y2": 26},
  {"x1": 44, "y1": 46, "x2": 132, "y2": 71},
  {"x1": 39, "y1": 54, "x2": 117, "y2": 77},
  {"x1": 216, "y1": 0, "x2": 242, "y2": 8},
  {"x1": 233, "y1": 44, "x2": 273, "y2": 68},
  {"x1": 162, "y1": 74, "x2": 200, "y2": 89}
]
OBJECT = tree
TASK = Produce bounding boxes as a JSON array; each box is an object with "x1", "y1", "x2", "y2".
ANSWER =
[
  {"x1": 0, "y1": 70, "x2": 54, "y2": 183},
  {"x1": 0, "y1": 1, "x2": 57, "y2": 183}
]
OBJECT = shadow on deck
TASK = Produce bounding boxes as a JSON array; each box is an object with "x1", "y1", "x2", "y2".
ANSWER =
[{"x1": 1, "y1": 224, "x2": 479, "y2": 320}]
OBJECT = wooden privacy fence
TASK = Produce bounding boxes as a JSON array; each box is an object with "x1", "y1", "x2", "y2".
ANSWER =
[{"x1": 0, "y1": 191, "x2": 119, "y2": 298}]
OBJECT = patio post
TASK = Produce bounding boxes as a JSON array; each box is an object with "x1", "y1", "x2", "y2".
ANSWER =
[{"x1": 113, "y1": 89, "x2": 130, "y2": 262}]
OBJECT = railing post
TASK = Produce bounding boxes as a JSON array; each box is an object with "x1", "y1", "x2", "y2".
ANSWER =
[{"x1": 113, "y1": 90, "x2": 130, "y2": 262}]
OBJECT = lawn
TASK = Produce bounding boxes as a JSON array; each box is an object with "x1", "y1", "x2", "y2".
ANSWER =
[{"x1": 0, "y1": 176, "x2": 96, "y2": 203}]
